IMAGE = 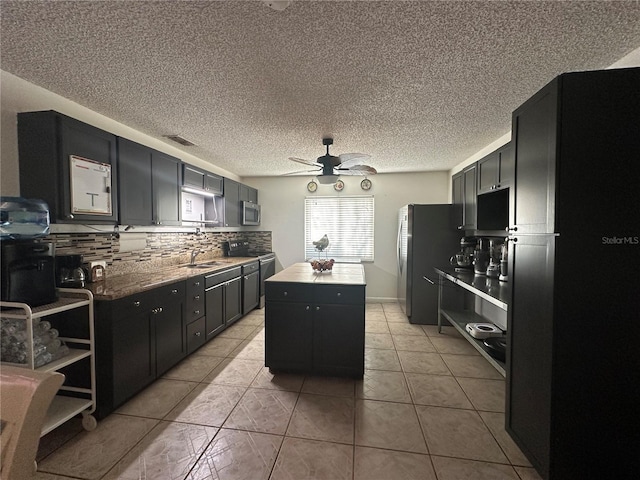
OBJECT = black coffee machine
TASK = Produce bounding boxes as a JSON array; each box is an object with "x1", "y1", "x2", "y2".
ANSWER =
[
  {"x1": 1, "y1": 197, "x2": 57, "y2": 307},
  {"x1": 1, "y1": 242, "x2": 57, "y2": 307}
]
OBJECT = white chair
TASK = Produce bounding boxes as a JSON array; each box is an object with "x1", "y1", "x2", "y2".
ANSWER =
[{"x1": 1, "y1": 366, "x2": 64, "y2": 480}]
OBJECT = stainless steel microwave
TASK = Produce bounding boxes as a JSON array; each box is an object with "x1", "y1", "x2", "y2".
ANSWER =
[{"x1": 242, "y1": 201, "x2": 261, "y2": 226}]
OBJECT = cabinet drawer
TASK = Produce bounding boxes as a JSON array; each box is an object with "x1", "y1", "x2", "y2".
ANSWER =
[
  {"x1": 156, "y1": 282, "x2": 185, "y2": 299},
  {"x1": 315, "y1": 285, "x2": 364, "y2": 305},
  {"x1": 242, "y1": 261, "x2": 259, "y2": 274},
  {"x1": 186, "y1": 316, "x2": 206, "y2": 353},
  {"x1": 266, "y1": 282, "x2": 314, "y2": 303},
  {"x1": 205, "y1": 266, "x2": 242, "y2": 288},
  {"x1": 112, "y1": 293, "x2": 152, "y2": 316},
  {"x1": 185, "y1": 275, "x2": 205, "y2": 322}
]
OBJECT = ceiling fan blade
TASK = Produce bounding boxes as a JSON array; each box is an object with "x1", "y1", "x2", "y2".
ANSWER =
[
  {"x1": 283, "y1": 167, "x2": 321, "y2": 176},
  {"x1": 338, "y1": 153, "x2": 371, "y2": 168},
  {"x1": 337, "y1": 165, "x2": 377, "y2": 175},
  {"x1": 289, "y1": 156, "x2": 320, "y2": 167}
]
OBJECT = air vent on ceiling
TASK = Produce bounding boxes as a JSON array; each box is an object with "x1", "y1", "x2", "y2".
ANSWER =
[{"x1": 163, "y1": 134, "x2": 195, "y2": 147}]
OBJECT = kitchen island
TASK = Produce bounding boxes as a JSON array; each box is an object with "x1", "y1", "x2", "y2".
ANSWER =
[{"x1": 265, "y1": 262, "x2": 366, "y2": 377}]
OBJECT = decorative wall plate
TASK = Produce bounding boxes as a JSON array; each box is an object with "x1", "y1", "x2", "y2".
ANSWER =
[
  {"x1": 360, "y1": 178, "x2": 372, "y2": 190},
  {"x1": 307, "y1": 180, "x2": 318, "y2": 192},
  {"x1": 334, "y1": 179, "x2": 345, "y2": 191}
]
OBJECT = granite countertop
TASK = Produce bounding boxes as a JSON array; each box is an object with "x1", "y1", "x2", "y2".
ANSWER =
[
  {"x1": 86, "y1": 257, "x2": 260, "y2": 301},
  {"x1": 267, "y1": 262, "x2": 365, "y2": 286}
]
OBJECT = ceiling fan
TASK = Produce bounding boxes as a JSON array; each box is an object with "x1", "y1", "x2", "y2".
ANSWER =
[{"x1": 287, "y1": 138, "x2": 377, "y2": 184}]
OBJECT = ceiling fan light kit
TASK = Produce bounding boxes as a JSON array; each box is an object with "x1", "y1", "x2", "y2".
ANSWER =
[{"x1": 287, "y1": 137, "x2": 377, "y2": 183}]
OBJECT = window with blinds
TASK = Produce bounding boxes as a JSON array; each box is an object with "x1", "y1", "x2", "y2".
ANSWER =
[{"x1": 304, "y1": 195, "x2": 374, "y2": 262}]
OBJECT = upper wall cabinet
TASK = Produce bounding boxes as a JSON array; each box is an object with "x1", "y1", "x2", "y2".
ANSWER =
[
  {"x1": 477, "y1": 142, "x2": 513, "y2": 195},
  {"x1": 223, "y1": 178, "x2": 241, "y2": 227},
  {"x1": 118, "y1": 138, "x2": 182, "y2": 226},
  {"x1": 239, "y1": 184, "x2": 258, "y2": 204},
  {"x1": 182, "y1": 164, "x2": 223, "y2": 196},
  {"x1": 452, "y1": 164, "x2": 477, "y2": 231},
  {"x1": 17, "y1": 111, "x2": 119, "y2": 224}
]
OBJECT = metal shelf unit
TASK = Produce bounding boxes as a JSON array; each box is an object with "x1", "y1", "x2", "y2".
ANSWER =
[
  {"x1": 434, "y1": 269, "x2": 507, "y2": 377},
  {"x1": 1, "y1": 288, "x2": 97, "y2": 434}
]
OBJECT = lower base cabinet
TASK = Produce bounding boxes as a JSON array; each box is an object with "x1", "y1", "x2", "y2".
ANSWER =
[
  {"x1": 95, "y1": 281, "x2": 186, "y2": 417},
  {"x1": 205, "y1": 267, "x2": 242, "y2": 340},
  {"x1": 265, "y1": 283, "x2": 365, "y2": 377}
]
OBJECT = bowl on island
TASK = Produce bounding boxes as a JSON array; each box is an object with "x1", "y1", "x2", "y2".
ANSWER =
[{"x1": 310, "y1": 259, "x2": 335, "y2": 272}]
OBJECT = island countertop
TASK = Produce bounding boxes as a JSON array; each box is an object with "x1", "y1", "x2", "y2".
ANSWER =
[{"x1": 266, "y1": 262, "x2": 366, "y2": 285}]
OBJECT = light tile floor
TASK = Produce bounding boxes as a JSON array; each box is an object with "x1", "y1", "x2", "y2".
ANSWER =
[{"x1": 35, "y1": 303, "x2": 542, "y2": 480}]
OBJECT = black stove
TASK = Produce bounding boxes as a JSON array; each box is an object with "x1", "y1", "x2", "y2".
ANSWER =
[{"x1": 224, "y1": 240, "x2": 274, "y2": 259}]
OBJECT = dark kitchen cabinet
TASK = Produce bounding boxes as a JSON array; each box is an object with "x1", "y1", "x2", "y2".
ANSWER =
[
  {"x1": 17, "y1": 110, "x2": 118, "y2": 224},
  {"x1": 155, "y1": 283, "x2": 187, "y2": 376},
  {"x1": 223, "y1": 179, "x2": 241, "y2": 227},
  {"x1": 239, "y1": 184, "x2": 258, "y2": 204},
  {"x1": 95, "y1": 281, "x2": 186, "y2": 417},
  {"x1": 506, "y1": 68, "x2": 640, "y2": 479},
  {"x1": 204, "y1": 266, "x2": 242, "y2": 340},
  {"x1": 185, "y1": 275, "x2": 206, "y2": 353},
  {"x1": 452, "y1": 164, "x2": 477, "y2": 231},
  {"x1": 312, "y1": 286, "x2": 365, "y2": 377},
  {"x1": 265, "y1": 282, "x2": 365, "y2": 377},
  {"x1": 477, "y1": 142, "x2": 513, "y2": 194},
  {"x1": 242, "y1": 261, "x2": 260, "y2": 314},
  {"x1": 118, "y1": 138, "x2": 182, "y2": 226},
  {"x1": 182, "y1": 163, "x2": 223, "y2": 196},
  {"x1": 509, "y1": 86, "x2": 558, "y2": 235}
]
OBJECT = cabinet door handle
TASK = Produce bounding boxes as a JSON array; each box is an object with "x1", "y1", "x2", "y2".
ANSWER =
[
  {"x1": 133, "y1": 301, "x2": 141, "y2": 307},
  {"x1": 506, "y1": 226, "x2": 518, "y2": 232},
  {"x1": 283, "y1": 291, "x2": 288, "y2": 296},
  {"x1": 152, "y1": 307, "x2": 164, "y2": 314},
  {"x1": 316, "y1": 306, "x2": 320, "y2": 311},
  {"x1": 194, "y1": 310, "x2": 200, "y2": 315},
  {"x1": 194, "y1": 295, "x2": 200, "y2": 300},
  {"x1": 306, "y1": 305, "x2": 310, "y2": 310},
  {"x1": 336, "y1": 292, "x2": 341, "y2": 297},
  {"x1": 194, "y1": 331, "x2": 201, "y2": 337},
  {"x1": 194, "y1": 281, "x2": 200, "y2": 286},
  {"x1": 171, "y1": 289, "x2": 178, "y2": 294}
]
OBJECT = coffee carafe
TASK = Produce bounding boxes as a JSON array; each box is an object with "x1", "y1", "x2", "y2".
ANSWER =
[{"x1": 55, "y1": 254, "x2": 85, "y2": 287}]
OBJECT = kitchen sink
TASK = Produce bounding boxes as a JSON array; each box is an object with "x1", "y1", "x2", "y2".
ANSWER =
[{"x1": 182, "y1": 262, "x2": 224, "y2": 269}]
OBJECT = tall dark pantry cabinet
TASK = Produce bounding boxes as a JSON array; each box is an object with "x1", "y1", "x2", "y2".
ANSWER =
[{"x1": 506, "y1": 68, "x2": 640, "y2": 479}]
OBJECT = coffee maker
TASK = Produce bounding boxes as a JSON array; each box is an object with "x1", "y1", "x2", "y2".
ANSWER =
[
  {"x1": 473, "y1": 238, "x2": 490, "y2": 275},
  {"x1": 450, "y1": 237, "x2": 476, "y2": 272},
  {"x1": 55, "y1": 254, "x2": 86, "y2": 287},
  {"x1": 486, "y1": 239, "x2": 503, "y2": 279},
  {"x1": 499, "y1": 239, "x2": 509, "y2": 282}
]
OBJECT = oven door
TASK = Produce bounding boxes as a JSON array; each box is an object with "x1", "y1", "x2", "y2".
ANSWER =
[{"x1": 241, "y1": 201, "x2": 261, "y2": 226}]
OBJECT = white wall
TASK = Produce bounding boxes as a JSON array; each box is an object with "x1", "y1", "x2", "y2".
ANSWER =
[{"x1": 243, "y1": 173, "x2": 450, "y2": 301}]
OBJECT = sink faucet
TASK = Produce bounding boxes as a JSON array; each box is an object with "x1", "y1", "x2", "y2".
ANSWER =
[{"x1": 190, "y1": 249, "x2": 201, "y2": 265}]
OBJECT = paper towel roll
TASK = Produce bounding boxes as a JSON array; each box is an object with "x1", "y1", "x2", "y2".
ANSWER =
[{"x1": 118, "y1": 233, "x2": 147, "y2": 253}]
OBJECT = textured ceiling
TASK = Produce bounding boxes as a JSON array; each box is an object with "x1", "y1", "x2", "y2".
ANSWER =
[{"x1": 2, "y1": 1, "x2": 640, "y2": 177}]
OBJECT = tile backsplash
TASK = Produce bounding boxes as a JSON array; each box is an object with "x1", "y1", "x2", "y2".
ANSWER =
[{"x1": 47, "y1": 231, "x2": 272, "y2": 276}]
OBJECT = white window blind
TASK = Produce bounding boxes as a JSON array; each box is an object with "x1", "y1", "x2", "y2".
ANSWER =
[{"x1": 304, "y1": 196, "x2": 374, "y2": 262}]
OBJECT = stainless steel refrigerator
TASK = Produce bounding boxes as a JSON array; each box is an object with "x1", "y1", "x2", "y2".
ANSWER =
[{"x1": 397, "y1": 204, "x2": 458, "y2": 324}]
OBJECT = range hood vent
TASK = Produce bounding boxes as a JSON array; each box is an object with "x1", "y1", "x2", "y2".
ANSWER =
[{"x1": 163, "y1": 134, "x2": 195, "y2": 147}]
